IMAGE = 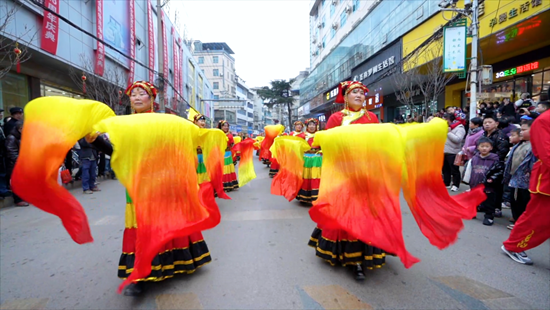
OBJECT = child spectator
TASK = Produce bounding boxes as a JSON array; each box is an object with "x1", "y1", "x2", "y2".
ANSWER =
[
  {"x1": 466, "y1": 137, "x2": 503, "y2": 226},
  {"x1": 503, "y1": 120, "x2": 536, "y2": 230},
  {"x1": 502, "y1": 128, "x2": 522, "y2": 209},
  {"x1": 462, "y1": 117, "x2": 484, "y2": 160}
]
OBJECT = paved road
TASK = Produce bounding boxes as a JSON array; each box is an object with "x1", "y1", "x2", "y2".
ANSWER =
[{"x1": 1, "y1": 159, "x2": 549, "y2": 310}]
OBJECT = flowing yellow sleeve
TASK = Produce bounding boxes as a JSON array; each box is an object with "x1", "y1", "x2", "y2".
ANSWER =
[
  {"x1": 198, "y1": 128, "x2": 230, "y2": 199},
  {"x1": 270, "y1": 136, "x2": 311, "y2": 201},
  {"x1": 233, "y1": 139, "x2": 257, "y2": 187},
  {"x1": 93, "y1": 114, "x2": 221, "y2": 293},
  {"x1": 260, "y1": 124, "x2": 284, "y2": 160},
  {"x1": 12, "y1": 97, "x2": 115, "y2": 244}
]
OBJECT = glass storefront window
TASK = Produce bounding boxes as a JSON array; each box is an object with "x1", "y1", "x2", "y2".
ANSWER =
[
  {"x1": 532, "y1": 72, "x2": 543, "y2": 99},
  {"x1": 480, "y1": 80, "x2": 513, "y2": 103},
  {"x1": 0, "y1": 72, "x2": 29, "y2": 112},
  {"x1": 40, "y1": 84, "x2": 83, "y2": 99},
  {"x1": 514, "y1": 77, "x2": 529, "y2": 101}
]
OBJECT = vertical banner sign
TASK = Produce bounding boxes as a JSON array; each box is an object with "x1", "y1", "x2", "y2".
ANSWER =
[
  {"x1": 161, "y1": 11, "x2": 169, "y2": 94},
  {"x1": 172, "y1": 27, "x2": 179, "y2": 110},
  {"x1": 179, "y1": 38, "x2": 184, "y2": 95},
  {"x1": 128, "y1": 0, "x2": 136, "y2": 85},
  {"x1": 40, "y1": 0, "x2": 60, "y2": 55},
  {"x1": 443, "y1": 26, "x2": 466, "y2": 73},
  {"x1": 94, "y1": 0, "x2": 105, "y2": 76},
  {"x1": 147, "y1": 0, "x2": 155, "y2": 82}
]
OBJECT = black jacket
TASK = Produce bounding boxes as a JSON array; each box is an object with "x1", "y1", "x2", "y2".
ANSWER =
[
  {"x1": 91, "y1": 136, "x2": 113, "y2": 156},
  {"x1": 485, "y1": 159, "x2": 504, "y2": 191},
  {"x1": 5, "y1": 127, "x2": 21, "y2": 169},
  {"x1": 483, "y1": 129, "x2": 510, "y2": 162},
  {"x1": 500, "y1": 103, "x2": 516, "y2": 118},
  {"x1": 78, "y1": 138, "x2": 99, "y2": 160},
  {"x1": 3, "y1": 118, "x2": 18, "y2": 140}
]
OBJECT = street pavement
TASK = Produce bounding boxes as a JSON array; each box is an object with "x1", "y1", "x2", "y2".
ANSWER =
[{"x1": 1, "y1": 159, "x2": 549, "y2": 310}]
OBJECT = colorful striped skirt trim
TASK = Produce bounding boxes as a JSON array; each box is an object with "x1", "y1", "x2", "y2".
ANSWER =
[
  {"x1": 197, "y1": 152, "x2": 209, "y2": 185},
  {"x1": 222, "y1": 150, "x2": 239, "y2": 191},
  {"x1": 297, "y1": 152, "x2": 322, "y2": 203},
  {"x1": 269, "y1": 159, "x2": 280, "y2": 178},
  {"x1": 118, "y1": 228, "x2": 211, "y2": 281},
  {"x1": 307, "y1": 227, "x2": 386, "y2": 269}
]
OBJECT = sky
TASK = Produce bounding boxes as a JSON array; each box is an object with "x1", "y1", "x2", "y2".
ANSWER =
[{"x1": 172, "y1": 0, "x2": 311, "y2": 88}]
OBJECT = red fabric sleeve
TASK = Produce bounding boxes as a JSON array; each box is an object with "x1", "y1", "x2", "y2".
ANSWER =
[{"x1": 326, "y1": 112, "x2": 343, "y2": 129}]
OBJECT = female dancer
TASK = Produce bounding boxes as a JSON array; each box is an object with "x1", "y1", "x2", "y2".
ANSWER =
[
  {"x1": 308, "y1": 81, "x2": 384, "y2": 281},
  {"x1": 217, "y1": 120, "x2": 239, "y2": 191},
  {"x1": 89, "y1": 81, "x2": 211, "y2": 296},
  {"x1": 193, "y1": 114, "x2": 209, "y2": 184},
  {"x1": 297, "y1": 118, "x2": 321, "y2": 204},
  {"x1": 289, "y1": 121, "x2": 306, "y2": 138}
]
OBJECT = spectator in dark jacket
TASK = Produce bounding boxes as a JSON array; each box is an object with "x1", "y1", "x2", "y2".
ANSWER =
[
  {"x1": 78, "y1": 137, "x2": 100, "y2": 194},
  {"x1": 482, "y1": 115, "x2": 510, "y2": 162},
  {"x1": 4, "y1": 107, "x2": 23, "y2": 140},
  {"x1": 500, "y1": 98, "x2": 516, "y2": 118},
  {"x1": 467, "y1": 137, "x2": 503, "y2": 226},
  {"x1": 499, "y1": 116, "x2": 518, "y2": 137},
  {"x1": 5, "y1": 121, "x2": 28, "y2": 206}
]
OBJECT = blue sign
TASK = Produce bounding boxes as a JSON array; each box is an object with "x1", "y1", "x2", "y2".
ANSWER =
[
  {"x1": 236, "y1": 125, "x2": 242, "y2": 132},
  {"x1": 229, "y1": 125, "x2": 236, "y2": 132}
]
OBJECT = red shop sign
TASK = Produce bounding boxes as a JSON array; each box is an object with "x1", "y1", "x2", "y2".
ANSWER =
[
  {"x1": 40, "y1": 0, "x2": 60, "y2": 55},
  {"x1": 147, "y1": 0, "x2": 155, "y2": 82},
  {"x1": 94, "y1": 0, "x2": 105, "y2": 76},
  {"x1": 128, "y1": 0, "x2": 136, "y2": 85}
]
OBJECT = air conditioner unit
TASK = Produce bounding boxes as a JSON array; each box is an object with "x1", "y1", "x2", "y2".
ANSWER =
[
  {"x1": 331, "y1": 0, "x2": 337, "y2": 4},
  {"x1": 317, "y1": 42, "x2": 322, "y2": 48},
  {"x1": 332, "y1": 22, "x2": 339, "y2": 29},
  {"x1": 345, "y1": 5, "x2": 351, "y2": 13},
  {"x1": 312, "y1": 37, "x2": 317, "y2": 44},
  {"x1": 316, "y1": 22, "x2": 322, "y2": 28},
  {"x1": 219, "y1": 73, "x2": 224, "y2": 77}
]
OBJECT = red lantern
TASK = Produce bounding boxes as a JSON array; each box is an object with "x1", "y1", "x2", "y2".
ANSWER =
[
  {"x1": 81, "y1": 74, "x2": 87, "y2": 94},
  {"x1": 14, "y1": 43, "x2": 22, "y2": 73},
  {"x1": 118, "y1": 90, "x2": 123, "y2": 105}
]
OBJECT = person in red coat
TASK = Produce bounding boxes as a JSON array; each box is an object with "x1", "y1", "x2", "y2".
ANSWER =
[
  {"x1": 501, "y1": 110, "x2": 550, "y2": 265},
  {"x1": 308, "y1": 81, "x2": 383, "y2": 281}
]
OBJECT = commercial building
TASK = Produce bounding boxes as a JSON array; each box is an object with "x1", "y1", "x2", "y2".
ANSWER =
[
  {"x1": 0, "y1": 0, "x2": 214, "y2": 118},
  {"x1": 300, "y1": 0, "x2": 442, "y2": 125}
]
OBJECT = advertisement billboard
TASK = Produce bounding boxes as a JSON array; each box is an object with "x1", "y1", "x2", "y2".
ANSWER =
[{"x1": 103, "y1": 0, "x2": 131, "y2": 65}]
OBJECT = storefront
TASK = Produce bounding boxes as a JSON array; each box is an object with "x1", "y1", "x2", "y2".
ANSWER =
[
  {"x1": 351, "y1": 39, "x2": 402, "y2": 123},
  {"x1": 0, "y1": 72, "x2": 30, "y2": 113}
]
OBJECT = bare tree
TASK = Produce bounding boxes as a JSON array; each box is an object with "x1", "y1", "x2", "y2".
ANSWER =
[
  {"x1": 391, "y1": 56, "x2": 420, "y2": 121},
  {"x1": 415, "y1": 38, "x2": 456, "y2": 116},
  {"x1": 69, "y1": 54, "x2": 129, "y2": 115},
  {"x1": 0, "y1": 1, "x2": 37, "y2": 79}
]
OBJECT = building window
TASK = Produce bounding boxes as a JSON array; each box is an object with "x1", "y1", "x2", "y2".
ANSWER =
[
  {"x1": 330, "y1": 3, "x2": 335, "y2": 17},
  {"x1": 340, "y1": 10, "x2": 347, "y2": 27},
  {"x1": 321, "y1": 0, "x2": 325, "y2": 8},
  {"x1": 322, "y1": 36, "x2": 326, "y2": 48},
  {"x1": 214, "y1": 95, "x2": 219, "y2": 100},
  {"x1": 1, "y1": 72, "x2": 29, "y2": 111},
  {"x1": 213, "y1": 56, "x2": 219, "y2": 63},
  {"x1": 353, "y1": 0, "x2": 359, "y2": 12},
  {"x1": 213, "y1": 82, "x2": 219, "y2": 89},
  {"x1": 213, "y1": 69, "x2": 219, "y2": 76},
  {"x1": 198, "y1": 57, "x2": 204, "y2": 64},
  {"x1": 322, "y1": 15, "x2": 326, "y2": 28},
  {"x1": 331, "y1": 27, "x2": 336, "y2": 39}
]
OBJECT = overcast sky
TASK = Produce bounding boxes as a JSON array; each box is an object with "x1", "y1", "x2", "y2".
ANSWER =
[{"x1": 173, "y1": 0, "x2": 311, "y2": 88}]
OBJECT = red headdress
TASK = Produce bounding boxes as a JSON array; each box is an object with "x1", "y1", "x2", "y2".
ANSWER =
[
  {"x1": 193, "y1": 113, "x2": 205, "y2": 124},
  {"x1": 305, "y1": 118, "x2": 319, "y2": 126},
  {"x1": 217, "y1": 120, "x2": 229, "y2": 130},
  {"x1": 334, "y1": 81, "x2": 369, "y2": 104},
  {"x1": 293, "y1": 120, "x2": 304, "y2": 128},
  {"x1": 125, "y1": 81, "x2": 158, "y2": 99}
]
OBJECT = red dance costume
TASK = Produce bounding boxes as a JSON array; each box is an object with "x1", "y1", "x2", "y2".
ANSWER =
[{"x1": 503, "y1": 111, "x2": 550, "y2": 252}]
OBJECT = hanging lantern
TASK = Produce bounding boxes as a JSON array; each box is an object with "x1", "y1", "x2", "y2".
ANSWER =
[
  {"x1": 13, "y1": 43, "x2": 22, "y2": 73},
  {"x1": 81, "y1": 74, "x2": 87, "y2": 94},
  {"x1": 118, "y1": 90, "x2": 123, "y2": 105}
]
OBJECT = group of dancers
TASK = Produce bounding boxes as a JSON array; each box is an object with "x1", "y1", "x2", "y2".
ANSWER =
[{"x1": 15, "y1": 79, "x2": 547, "y2": 297}]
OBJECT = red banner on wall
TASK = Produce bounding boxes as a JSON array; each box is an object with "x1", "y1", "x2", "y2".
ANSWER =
[
  {"x1": 147, "y1": 0, "x2": 155, "y2": 82},
  {"x1": 40, "y1": 0, "x2": 60, "y2": 55},
  {"x1": 172, "y1": 27, "x2": 179, "y2": 110},
  {"x1": 128, "y1": 0, "x2": 135, "y2": 86},
  {"x1": 178, "y1": 38, "x2": 184, "y2": 95},
  {"x1": 94, "y1": 0, "x2": 105, "y2": 76},
  {"x1": 161, "y1": 11, "x2": 169, "y2": 94}
]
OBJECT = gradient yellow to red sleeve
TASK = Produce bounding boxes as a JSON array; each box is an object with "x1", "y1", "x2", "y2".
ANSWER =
[
  {"x1": 260, "y1": 124, "x2": 284, "y2": 161},
  {"x1": 93, "y1": 114, "x2": 221, "y2": 293},
  {"x1": 308, "y1": 119, "x2": 485, "y2": 268},
  {"x1": 232, "y1": 139, "x2": 256, "y2": 187},
  {"x1": 198, "y1": 129, "x2": 230, "y2": 199},
  {"x1": 270, "y1": 136, "x2": 311, "y2": 201},
  {"x1": 12, "y1": 97, "x2": 116, "y2": 245}
]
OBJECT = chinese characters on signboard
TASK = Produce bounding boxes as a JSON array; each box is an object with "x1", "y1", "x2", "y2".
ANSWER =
[
  {"x1": 495, "y1": 61, "x2": 539, "y2": 79},
  {"x1": 443, "y1": 26, "x2": 466, "y2": 73},
  {"x1": 147, "y1": 0, "x2": 155, "y2": 82},
  {"x1": 40, "y1": 0, "x2": 60, "y2": 55},
  {"x1": 352, "y1": 56, "x2": 396, "y2": 82},
  {"x1": 489, "y1": 0, "x2": 542, "y2": 27},
  {"x1": 128, "y1": 0, "x2": 135, "y2": 85}
]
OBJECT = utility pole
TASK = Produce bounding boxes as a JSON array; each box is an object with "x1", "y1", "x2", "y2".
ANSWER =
[
  {"x1": 469, "y1": 0, "x2": 479, "y2": 121},
  {"x1": 157, "y1": 0, "x2": 165, "y2": 113}
]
